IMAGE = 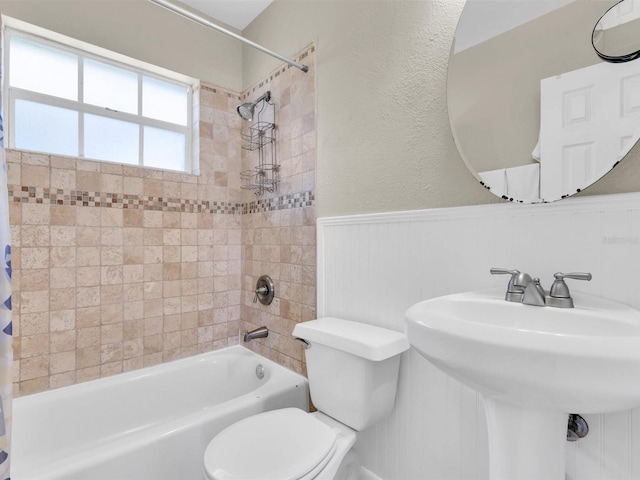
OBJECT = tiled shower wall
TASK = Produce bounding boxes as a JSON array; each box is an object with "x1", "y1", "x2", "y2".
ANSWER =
[
  {"x1": 240, "y1": 45, "x2": 316, "y2": 375},
  {"x1": 9, "y1": 82, "x2": 244, "y2": 396},
  {"x1": 8, "y1": 43, "x2": 316, "y2": 396}
]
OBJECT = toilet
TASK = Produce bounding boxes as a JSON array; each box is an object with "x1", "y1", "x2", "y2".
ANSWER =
[{"x1": 202, "y1": 317, "x2": 410, "y2": 480}]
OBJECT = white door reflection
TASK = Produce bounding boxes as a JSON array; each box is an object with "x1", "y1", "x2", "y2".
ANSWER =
[{"x1": 479, "y1": 59, "x2": 640, "y2": 202}]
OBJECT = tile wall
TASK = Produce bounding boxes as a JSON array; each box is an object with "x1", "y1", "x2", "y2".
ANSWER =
[
  {"x1": 9, "y1": 82, "x2": 244, "y2": 396},
  {"x1": 8, "y1": 43, "x2": 316, "y2": 396},
  {"x1": 240, "y1": 45, "x2": 316, "y2": 375}
]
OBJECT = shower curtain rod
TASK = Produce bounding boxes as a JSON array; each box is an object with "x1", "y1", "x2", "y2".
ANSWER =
[{"x1": 148, "y1": 0, "x2": 309, "y2": 73}]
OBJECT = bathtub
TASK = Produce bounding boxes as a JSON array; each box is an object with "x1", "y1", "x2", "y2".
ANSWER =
[{"x1": 12, "y1": 345, "x2": 309, "y2": 480}]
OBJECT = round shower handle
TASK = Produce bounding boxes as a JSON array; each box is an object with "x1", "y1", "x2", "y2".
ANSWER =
[{"x1": 253, "y1": 275, "x2": 275, "y2": 305}]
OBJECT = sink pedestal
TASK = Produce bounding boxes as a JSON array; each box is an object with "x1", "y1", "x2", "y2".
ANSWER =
[{"x1": 484, "y1": 398, "x2": 567, "y2": 480}]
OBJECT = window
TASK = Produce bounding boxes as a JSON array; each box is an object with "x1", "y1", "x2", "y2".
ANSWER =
[{"x1": 4, "y1": 22, "x2": 196, "y2": 173}]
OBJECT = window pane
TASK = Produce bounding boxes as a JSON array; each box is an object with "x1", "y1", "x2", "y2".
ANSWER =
[
  {"x1": 143, "y1": 76, "x2": 188, "y2": 126},
  {"x1": 84, "y1": 59, "x2": 138, "y2": 114},
  {"x1": 10, "y1": 36, "x2": 78, "y2": 100},
  {"x1": 14, "y1": 99, "x2": 78, "y2": 156},
  {"x1": 144, "y1": 126, "x2": 185, "y2": 171},
  {"x1": 85, "y1": 114, "x2": 139, "y2": 165}
]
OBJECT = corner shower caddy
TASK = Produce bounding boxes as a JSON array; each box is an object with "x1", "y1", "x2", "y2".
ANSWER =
[{"x1": 240, "y1": 94, "x2": 279, "y2": 196}]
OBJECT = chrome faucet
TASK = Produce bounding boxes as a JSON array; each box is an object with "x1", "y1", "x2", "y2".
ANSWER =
[
  {"x1": 244, "y1": 326, "x2": 269, "y2": 342},
  {"x1": 491, "y1": 268, "x2": 592, "y2": 308},
  {"x1": 490, "y1": 268, "x2": 532, "y2": 303}
]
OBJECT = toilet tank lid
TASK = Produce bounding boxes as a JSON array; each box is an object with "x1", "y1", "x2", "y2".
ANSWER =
[{"x1": 292, "y1": 317, "x2": 409, "y2": 361}]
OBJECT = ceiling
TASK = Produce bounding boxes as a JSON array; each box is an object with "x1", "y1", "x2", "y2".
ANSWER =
[{"x1": 179, "y1": 0, "x2": 274, "y2": 30}]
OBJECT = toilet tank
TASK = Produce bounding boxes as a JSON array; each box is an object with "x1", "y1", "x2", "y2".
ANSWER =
[{"x1": 292, "y1": 317, "x2": 410, "y2": 431}]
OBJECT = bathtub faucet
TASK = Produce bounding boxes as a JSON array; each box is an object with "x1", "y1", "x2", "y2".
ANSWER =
[{"x1": 244, "y1": 326, "x2": 269, "y2": 342}]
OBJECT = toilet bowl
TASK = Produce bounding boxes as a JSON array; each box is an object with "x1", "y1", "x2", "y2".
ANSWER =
[
  {"x1": 203, "y1": 409, "x2": 357, "y2": 480},
  {"x1": 202, "y1": 317, "x2": 409, "y2": 480}
]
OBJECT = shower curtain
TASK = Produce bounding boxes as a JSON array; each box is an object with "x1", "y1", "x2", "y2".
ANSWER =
[{"x1": 0, "y1": 111, "x2": 13, "y2": 480}]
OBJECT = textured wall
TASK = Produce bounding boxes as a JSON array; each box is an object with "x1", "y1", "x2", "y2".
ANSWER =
[
  {"x1": 243, "y1": 0, "x2": 640, "y2": 217},
  {"x1": 0, "y1": 0, "x2": 243, "y2": 91}
]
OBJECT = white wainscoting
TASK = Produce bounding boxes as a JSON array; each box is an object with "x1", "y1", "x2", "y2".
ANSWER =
[{"x1": 317, "y1": 193, "x2": 640, "y2": 480}]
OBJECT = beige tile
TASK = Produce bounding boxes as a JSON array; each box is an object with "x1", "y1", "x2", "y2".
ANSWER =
[
  {"x1": 123, "y1": 209, "x2": 143, "y2": 228},
  {"x1": 21, "y1": 268, "x2": 49, "y2": 291},
  {"x1": 21, "y1": 334, "x2": 49, "y2": 358},
  {"x1": 101, "y1": 208, "x2": 123, "y2": 227},
  {"x1": 100, "y1": 342, "x2": 122, "y2": 364},
  {"x1": 49, "y1": 371, "x2": 76, "y2": 390},
  {"x1": 101, "y1": 246, "x2": 123, "y2": 265},
  {"x1": 76, "y1": 346, "x2": 101, "y2": 368},
  {"x1": 77, "y1": 306, "x2": 101, "y2": 328},
  {"x1": 77, "y1": 286, "x2": 101, "y2": 308},
  {"x1": 100, "y1": 174, "x2": 123, "y2": 193},
  {"x1": 50, "y1": 246, "x2": 76, "y2": 267},
  {"x1": 77, "y1": 326, "x2": 100, "y2": 348},
  {"x1": 76, "y1": 171, "x2": 100, "y2": 191},
  {"x1": 21, "y1": 355, "x2": 49, "y2": 380},
  {"x1": 21, "y1": 312, "x2": 49, "y2": 336},
  {"x1": 101, "y1": 323, "x2": 123, "y2": 344},
  {"x1": 50, "y1": 225, "x2": 76, "y2": 247},
  {"x1": 77, "y1": 228, "x2": 101, "y2": 247},
  {"x1": 50, "y1": 268, "x2": 76, "y2": 289},
  {"x1": 50, "y1": 330, "x2": 76, "y2": 353},
  {"x1": 50, "y1": 351, "x2": 75, "y2": 374},
  {"x1": 50, "y1": 155, "x2": 77, "y2": 170},
  {"x1": 123, "y1": 177, "x2": 143, "y2": 196},
  {"x1": 51, "y1": 168, "x2": 76, "y2": 190},
  {"x1": 77, "y1": 208, "x2": 101, "y2": 227},
  {"x1": 77, "y1": 266, "x2": 100, "y2": 287},
  {"x1": 50, "y1": 288, "x2": 76, "y2": 311},
  {"x1": 19, "y1": 376, "x2": 49, "y2": 395},
  {"x1": 50, "y1": 205, "x2": 76, "y2": 226},
  {"x1": 76, "y1": 366, "x2": 100, "y2": 383},
  {"x1": 20, "y1": 290, "x2": 49, "y2": 314},
  {"x1": 22, "y1": 165, "x2": 50, "y2": 187},
  {"x1": 22, "y1": 204, "x2": 50, "y2": 225},
  {"x1": 50, "y1": 309, "x2": 75, "y2": 331}
]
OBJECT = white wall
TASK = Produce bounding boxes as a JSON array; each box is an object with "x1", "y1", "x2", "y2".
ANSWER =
[{"x1": 318, "y1": 192, "x2": 640, "y2": 479}]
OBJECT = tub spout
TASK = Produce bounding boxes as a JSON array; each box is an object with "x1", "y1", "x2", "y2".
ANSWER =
[{"x1": 244, "y1": 326, "x2": 268, "y2": 342}]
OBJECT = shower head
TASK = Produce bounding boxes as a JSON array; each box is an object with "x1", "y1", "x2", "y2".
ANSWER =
[{"x1": 236, "y1": 91, "x2": 271, "y2": 121}]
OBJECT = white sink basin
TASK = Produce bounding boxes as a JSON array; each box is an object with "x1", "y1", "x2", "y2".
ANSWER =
[{"x1": 405, "y1": 288, "x2": 640, "y2": 480}]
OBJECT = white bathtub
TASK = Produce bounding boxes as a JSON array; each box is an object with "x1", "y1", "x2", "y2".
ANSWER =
[{"x1": 12, "y1": 345, "x2": 309, "y2": 480}]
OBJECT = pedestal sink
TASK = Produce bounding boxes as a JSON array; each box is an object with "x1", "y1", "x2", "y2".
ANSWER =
[{"x1": 405, "y1": 288, "x2": 640, "y2": 480}]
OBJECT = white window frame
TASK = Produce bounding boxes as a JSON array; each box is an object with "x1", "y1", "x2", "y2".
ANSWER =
[{"x1": 2, "y1": 17, "x2": 198, "y2": 173}]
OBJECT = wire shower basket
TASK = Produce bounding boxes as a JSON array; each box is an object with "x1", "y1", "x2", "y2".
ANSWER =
[{"x1": 239, "y1": 94, "x2": 279, "y2": 196}]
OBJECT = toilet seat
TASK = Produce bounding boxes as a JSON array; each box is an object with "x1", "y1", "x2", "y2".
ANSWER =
[{"x1": 203, "y1": 408, "x2": 338, "y2": 480}]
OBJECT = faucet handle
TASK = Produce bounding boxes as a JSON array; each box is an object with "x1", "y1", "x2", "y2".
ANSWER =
[
  {"x1": 554, "y1": 272, "x2": 592, "y2": 282},
  {"x1": 550, "y1": 272, "x2": 592, "y2": 298},
  {"x1": 490, "y1": 268, "x2": 532, "y2": 288},
  {"x1": 547, "y1": 272, "x2": 592, "y2": 308},
  {"x1": 490, "y1": 268, "x2": 520, "y2": 276},
  {"x1": 490, "y1": 268, "x2": 531, "y2": 302}
]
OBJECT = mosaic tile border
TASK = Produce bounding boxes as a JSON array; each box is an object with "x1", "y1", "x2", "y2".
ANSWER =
[
  {"x1": 8, "y1": 186, "x2": 314, "y2": 215},
  {"x1": 9, "y1": 185, "x2": 240, "y2": 214},
  {"x1": 242, "y1": 191, "x2": 314, "y2": 214}
]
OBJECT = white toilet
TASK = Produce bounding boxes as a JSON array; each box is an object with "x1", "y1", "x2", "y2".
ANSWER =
[{"x1": 202, "y1": 317, "x2": 410, "y2": 480}]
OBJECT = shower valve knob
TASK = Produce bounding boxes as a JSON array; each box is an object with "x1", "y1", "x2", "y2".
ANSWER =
[{"x1": 253, "y1": 275, "x2": 275, "y2": 305}]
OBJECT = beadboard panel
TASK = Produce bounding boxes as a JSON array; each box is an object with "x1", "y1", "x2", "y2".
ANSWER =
[{"x1": 318, "y1": 193, "x2": 640, "y2": 480}]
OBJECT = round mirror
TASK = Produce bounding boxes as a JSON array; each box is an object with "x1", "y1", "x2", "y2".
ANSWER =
[
  {"x1": 593, "y1": 0, "x2": 640, "y2": 63},
  {"x1": 449, "y1": 0, "x2": 640, "y2": 203}
]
